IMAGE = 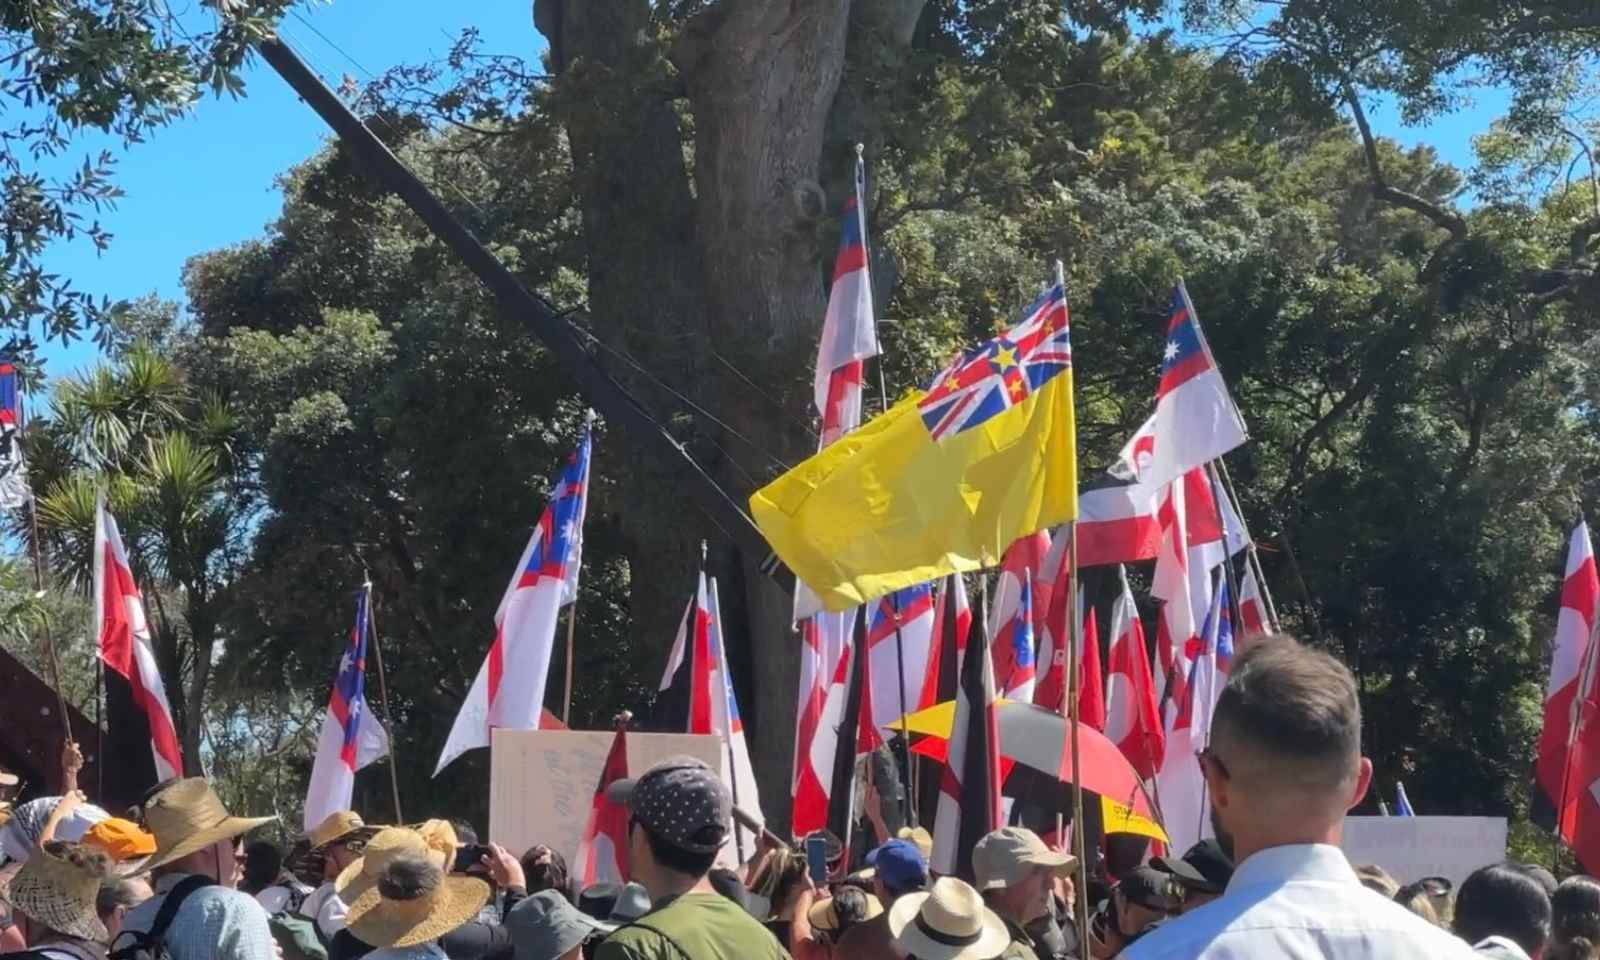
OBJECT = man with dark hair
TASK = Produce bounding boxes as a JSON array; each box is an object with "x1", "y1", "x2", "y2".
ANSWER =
[
  {"x1": 597, "y1": 757, "x2": 789, "y2": 960},
  {"x1": 1454, "y1": 862, "x2": 1552, "y2": 960},
  {"x1": 1123, "y1": 638, "x2": 1475, "y2": 959},
  {"x1": 826, "y1": 838, "x2": 929, "y2": 960}
]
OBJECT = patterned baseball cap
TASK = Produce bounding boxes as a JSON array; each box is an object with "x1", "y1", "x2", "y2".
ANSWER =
[{"x1": 605, "y1": 756, "x2": 730, "y2": 854}]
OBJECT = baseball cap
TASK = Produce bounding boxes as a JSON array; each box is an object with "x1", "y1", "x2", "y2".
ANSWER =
[
  {"x1": 82, "y1": 818, "x2": 157, "y2": 862},
  {"x1": 865, "y1": 839, "x2": 928, "y2": 892},
  {"x1": 1117, "y1": 866, "x2": 1181, "y2": 913},
  {"x1": 1150, "y1": 839, "x2": 1233, "y2": 894},
  {"x1": 604, "y1": 756, "x2": 730, "y2": 854},
  {"x1": 971, "y1": 827, "x2": 1077, "y2": 891}
]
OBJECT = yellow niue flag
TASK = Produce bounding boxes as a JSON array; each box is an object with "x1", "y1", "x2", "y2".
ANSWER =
[{"x1": 753, "y1": 284, "x2": 1076, "y2": 611}]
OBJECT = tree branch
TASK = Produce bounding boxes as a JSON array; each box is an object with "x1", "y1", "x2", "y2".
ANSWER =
[{"x1": 1342, "y1": 81, "x2": 1468, "y2": 239}]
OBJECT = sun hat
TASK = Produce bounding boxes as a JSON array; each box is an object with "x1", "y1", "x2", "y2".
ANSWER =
[
  {"x1": 141, "y1": 779, "x2": 275, "y2": 872},
  {"x1": 82, "y1": 818, "x2": 157, "y2": 863},
  {"x1": 888, "y1": 876, "x2": 1011, "y2": 960},
  {"x1": 808, "y1": 889, "x2": 885, "y2": 932},
  {"x1": 897, "y1": 825, "x2": 933, "y2": 861},
  {"x1": 971, "y1": 826, "x2": 1078, "y2": 891},
  {"x1": 289, "y1": 810, "x2": 382, "y2": 882},
  {"x1": 338, "y1": 828, "x2": 435, "y2": 908},
  {"x1": 1150, "y1": 838, "x2": 1233, "y2": 895},
  {"x1": 9, "y1": 841, "x2": 112, "y2": 942},
  {"x1": 605, "y1": 756, "x2": 730, "y2": 854},
  {"x1": 507, "y1": 889, "x2": 609, "y2": 958},
  {"x1": 866, "y1": 839, "x2": 929, "y2": 893},
  {"x1": 344, "y1": 851, "x2": 489, "y2": 949}
]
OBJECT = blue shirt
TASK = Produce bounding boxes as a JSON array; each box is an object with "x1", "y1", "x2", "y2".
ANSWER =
[
  {"x1": 120, "y1": 874, "x2": 277, "y2": 960},
  {"x1": 1121, "y1": 844, "x2": 1478, "y2": 960}
]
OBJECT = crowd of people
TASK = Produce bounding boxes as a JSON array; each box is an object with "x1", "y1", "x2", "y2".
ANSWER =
[{"x1": 0, "y1": 638, "x2": 1597, "y2": 959}]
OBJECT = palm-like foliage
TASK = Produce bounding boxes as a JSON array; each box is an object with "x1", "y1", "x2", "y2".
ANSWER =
[{"x1": 31, "y1": 342, "x2": 251, "y2": 775}]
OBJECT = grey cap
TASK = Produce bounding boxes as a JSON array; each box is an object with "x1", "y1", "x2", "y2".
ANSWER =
[
  {"x1": 604, "y1": 756, "x2": 730, "y2": 855},
  {"x1": 507, "y1": 889, "x2": 606, "y2": 960}
]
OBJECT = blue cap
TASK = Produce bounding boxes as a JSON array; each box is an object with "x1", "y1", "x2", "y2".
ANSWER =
[{"x1": 866, "y1": 839, "x2": 928, "y2": 892}]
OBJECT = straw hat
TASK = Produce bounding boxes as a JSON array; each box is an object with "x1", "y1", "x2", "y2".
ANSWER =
[
  {"x1": 335, "y1": 825, "x2": 456, "y2": 912},
  {"x1": 9, "y1": 841, "x2": 111, "y2": 942},
  {"x1": 342, "y1": 836, "x2": 488, "y2": 949},
  {"x1": 289, "y1": 811, "x2": 382, "y2": 882},
  {"x1": 142, "y1": 779, "x2": 275, "y2": 871},
  {"x1": 888, "y1": 876, "x2": 1011, "y2": 960},
  {"x1": 807, "y1": 890, "x2": 884, "y2": 932}
]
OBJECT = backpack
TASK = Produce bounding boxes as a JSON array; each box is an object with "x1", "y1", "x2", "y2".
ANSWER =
[
  {"x1": 107, "y1": 875, "x2": 212, "y2": 960},
  {"x1": 269, "y1": 883, "x2": 328, "y2": 960},
  {"x1": 268, "y1": 911, "x2": 328, "y2": 960}
]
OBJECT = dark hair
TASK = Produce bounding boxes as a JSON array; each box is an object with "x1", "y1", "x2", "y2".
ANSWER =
[
  {"x1": 97, "y1": 877, "x2": 147, "y2": 919},
  {"x1": 521, "y1": 845, "x2": 571, "y2": 900},
  {"x1": 639, "y1": 823, "x2": 716, "y2": 878},
  {"x1": 1551, "y1": 876, "x2": 1600, "y2": 960},
  {"x1": 832, "y1": 886, "x2": 871, "y2": 932},
  {"x1": 377, "y1": 857, "x2": 442, "y2": 901},
  {"x1": 450, "y1": 819, "x2": 479, "y2": 846},
  {"x1": 1526, "y1": 865, "x2": 1561, "y2": 897},
  {"x1": 240, "y1": 840, "x2": 283, "y2": 895},
  {"x1": 1454, "y1": 862, "x2": 1552, "y2": 956},
  {"x1": 707, "y1": 867, "x2": 748, "y2": 911},
  {"x1": 1211, "y1": 637, "x2": 1360, "y2": 789}
]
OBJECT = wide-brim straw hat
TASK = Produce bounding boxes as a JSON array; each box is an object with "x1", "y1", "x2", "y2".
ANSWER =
[
  {"x1": 289, "y1": 810, "x2": 382, "y2": 882},
  {"x1": 142, "y1": 779, "x2": 275, "y2": 871},
  {"x1": 344, "y1": 853, "x2": 489, "y2": 949},
  {"x1": 887, "y1": 876, "x2": 1010, "y2": 960},
  {"x1": 336, "y1": 824, "x2": 456, "y2": 913},
  {"x1": 808, "y1": 891, "x2": 885, "y2": 932},
  {"x1": 9, "y1": 842, "x2": 109, "y2": 943}
]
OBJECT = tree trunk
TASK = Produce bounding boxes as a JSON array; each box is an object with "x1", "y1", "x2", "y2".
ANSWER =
[
  {"x1": 670, "y1": 0, "x2": 855, "y2": 834},
  {"x1": 183, "y1": 607, "x2": 213, "y2": 777},
  {"x1": 536, "y1": 0, "x2": 928, "y2": 832}
]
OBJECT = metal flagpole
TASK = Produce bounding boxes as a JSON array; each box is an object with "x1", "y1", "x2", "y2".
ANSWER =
[
  {"x1": 1056, "y1": 260, "x2": 1092, "y2": 960},
  {"x1": 365, "y1": 581, "x2": 405, "y2": 824},
  {"x1": 1205, "y1": 464, "x2": 1245, "y2": 632}
]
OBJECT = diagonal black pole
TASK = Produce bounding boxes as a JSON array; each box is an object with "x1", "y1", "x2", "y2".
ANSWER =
[{"x1": 257, "y1": 36, "x2": 792, "y2": 597}]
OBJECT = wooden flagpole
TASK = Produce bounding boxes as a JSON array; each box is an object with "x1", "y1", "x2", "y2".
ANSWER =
[
  {"x1": 1057, "y1": 260, "x2": 1092, "y2": 960},
  {"x1": 365, "y1": 581, "x2": 405, "y2": 825},
  {"x1": 18, "y1": 390, "x2": 71, "y2": 747},
  {"x1": 561, "y1": 603, "x2": 579, "y2": 726}
]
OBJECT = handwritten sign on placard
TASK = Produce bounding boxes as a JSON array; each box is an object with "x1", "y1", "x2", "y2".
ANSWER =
[
  {"x1": 489, "y1": 729, "x2": 725, "y2": 866},
  {"x1": 1340, "y1": 816, "x2": 1507, "y2": 887}
]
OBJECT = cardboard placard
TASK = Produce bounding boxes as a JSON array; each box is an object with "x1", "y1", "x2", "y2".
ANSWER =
[
  {"x1": 1340, "y1": 816, "x2": 1508, "y2": 887},
  {"x1": 488, "y1": 729, "x2": 726, "y2": 867}
]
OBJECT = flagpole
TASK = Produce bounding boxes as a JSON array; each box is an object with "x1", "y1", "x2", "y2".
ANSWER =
[
  {"x1": 1204, "y1": 464, "x2": 1245, "y2": 633},
  {"x1": 18, "y1": 391, "x2": 71, "y2": 747},
  {"x1": 1057, "y1": 260, "x2": 1092, "y2": 960},
  {"x1": 365, "y1": 581, "x2": 405, "y2": 825},
  {"x1": 1556, "y1": 606, "x2": 1600, "y2": 871},
  {"x1": 862, "y1": 141, "x2": 917, "y2": 829},
  {"x1": 561, "y1": 603, "x2": 579, "y2": 726},
  {"x1": 1212, "y1": 457, "x2": 1283, "y2": 632},
  {"x1": 708, "y1": 575, "x2": 749, "y2": 861}
]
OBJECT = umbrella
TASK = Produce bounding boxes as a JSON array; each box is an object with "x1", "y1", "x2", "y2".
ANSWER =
[{"x1": 890, "y1": 698, "x2": 1157, "y2": 820}]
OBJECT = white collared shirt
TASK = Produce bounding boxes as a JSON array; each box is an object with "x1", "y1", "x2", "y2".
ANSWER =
[
  {"x1": 300, "y1": 880, "x2": 349, "y2": 940},
  {"x1": 1121, "y1": 843, "x2": 1479, "y2": 959}
]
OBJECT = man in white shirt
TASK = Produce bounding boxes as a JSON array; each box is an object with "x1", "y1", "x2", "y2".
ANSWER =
[
  {"x1": 1122, "y1": 638, "x2": 1478, "y2": 960},
  {"x1": 296, "y1": 810, "x2": 381, "y2": 941}
]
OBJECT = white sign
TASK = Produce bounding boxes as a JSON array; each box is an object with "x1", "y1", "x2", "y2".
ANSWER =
[
  {"x1": 488, "y1": 728, "x2": 725, "y2": 868},
  {"x1": 1340, "y1": 816, "x2": 1507, "y2": 887}
]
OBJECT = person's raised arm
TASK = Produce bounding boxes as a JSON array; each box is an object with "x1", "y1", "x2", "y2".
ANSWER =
[
  {"x1": 59, "y1": 739, "x2": 82, "y2": 797},
  {"x1": 37, "y1": 786, "x2": 84, "y2": 847}
]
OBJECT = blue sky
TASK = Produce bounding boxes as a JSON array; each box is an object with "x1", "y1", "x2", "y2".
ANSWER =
[{"x1": 34, "y1": 2, "x2": 1505, "y2": 378}]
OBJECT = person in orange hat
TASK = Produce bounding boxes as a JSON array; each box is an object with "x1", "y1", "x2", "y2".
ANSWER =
[{"x1": 82, "y1": 818, "x2": 157, "y2": 870}]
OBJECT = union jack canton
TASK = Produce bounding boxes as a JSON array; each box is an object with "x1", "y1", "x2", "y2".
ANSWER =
[{"x1": 917, "y1": 283, "x2": 1072, "y2": 441}]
